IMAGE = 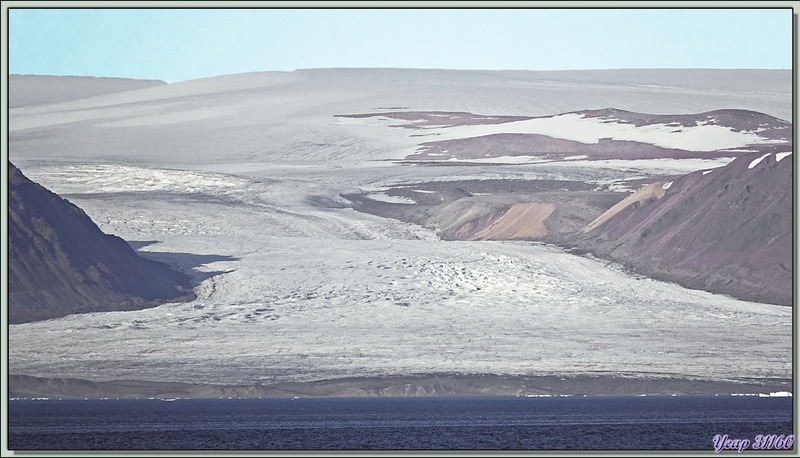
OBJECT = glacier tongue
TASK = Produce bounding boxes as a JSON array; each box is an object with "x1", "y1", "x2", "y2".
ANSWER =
[{"x1": 9, "y1": 163, "x2": 791, "y2": 386}]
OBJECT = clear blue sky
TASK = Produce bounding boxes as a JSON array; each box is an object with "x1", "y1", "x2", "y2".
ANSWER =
[{"x1": 8, "y1": 7, "x2": 794, "y2": 82}]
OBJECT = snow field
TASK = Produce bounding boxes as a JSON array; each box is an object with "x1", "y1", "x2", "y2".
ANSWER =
[
  {"x1": 10, "y1": 70, "x2": 791, "y2": 169},
  {"x1": 382, "y1": 112, "x2": 785, "y2": 152}
]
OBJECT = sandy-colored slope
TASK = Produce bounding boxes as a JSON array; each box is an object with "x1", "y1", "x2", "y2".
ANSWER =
[
  {"x1": 581, "y1": 183, "x2": 667, "y2": 233},
  {"x1": 469, "y1": 203, "x2": 555, "y2": 240}
]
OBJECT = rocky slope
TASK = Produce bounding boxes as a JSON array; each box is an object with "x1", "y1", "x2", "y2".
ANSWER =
[
  {"x1": 9, "y1": 162, "x2": 196, "y2": 323},
  {"x1": 555, "y1": 151, "x2": 793, "y2": 306},
  {"x1": 342, "y1": 107, "x2": 792, "y2": 306}
]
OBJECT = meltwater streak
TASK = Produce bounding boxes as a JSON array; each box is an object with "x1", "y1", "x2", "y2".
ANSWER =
[{"x1": 9, "y1": 396, "x2": 793, "y2": 451}]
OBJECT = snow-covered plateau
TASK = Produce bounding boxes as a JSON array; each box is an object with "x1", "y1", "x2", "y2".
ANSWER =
[{"x1": 8, "y1": 69, "x2": 792, "y2": 392}]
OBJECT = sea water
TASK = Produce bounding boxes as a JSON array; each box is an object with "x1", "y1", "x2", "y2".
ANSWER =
[{"x1": 8, "y1": 396, "x2": 793, "y2": 451}]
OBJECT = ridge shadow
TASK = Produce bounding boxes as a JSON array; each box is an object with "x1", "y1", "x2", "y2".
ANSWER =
[{"x1": 127, "y1": 240, "x2": 238, "y2": 285}]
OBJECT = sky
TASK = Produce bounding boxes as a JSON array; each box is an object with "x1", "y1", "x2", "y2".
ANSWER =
[{"x1": 8, "y1": 7, "x2": 794, "y2": 82}]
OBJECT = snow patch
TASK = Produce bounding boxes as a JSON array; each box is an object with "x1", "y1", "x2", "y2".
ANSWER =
[
  {"x1": 776, "y1": 151, "x2": 792, "y2": 162},
  {"x1": 748, "y1": 153, "x2": 772, "y2": 169},
  {"x1": 604, "y1": 181, "x2": 634, "y2": 193},
  {"x1": 366, "y1": 192, "x2": 416, "y2": 204}
]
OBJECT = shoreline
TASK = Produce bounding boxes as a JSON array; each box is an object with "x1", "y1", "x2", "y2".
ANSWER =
[{"x1": 9, "y1": 373, "x2": 793, "y2": 400}]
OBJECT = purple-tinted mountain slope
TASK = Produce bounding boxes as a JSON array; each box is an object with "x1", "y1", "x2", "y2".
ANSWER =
[
  {"x1": 408, "y1": 132, "x2": 719, "y2": 161},
  {"x1": 563, "y1": 152, "x2": 792, "y2": 306},
  {"x1": 9, "y1": 163, "x2": 196, "y2": 323}
]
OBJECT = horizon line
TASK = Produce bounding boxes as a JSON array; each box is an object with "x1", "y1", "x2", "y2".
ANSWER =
[{"x1": 10, "y1": 66, "x2": 794, "y2": 83}]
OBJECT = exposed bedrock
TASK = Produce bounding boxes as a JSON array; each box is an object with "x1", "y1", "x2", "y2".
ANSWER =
[
  {"x1": 549, "y1": 152, "x2": 793, "y2": 306},
  {"x1": 9, "y1": 162, "x2": 196, "y2": 323},
  {"x1": 343, "y1": 179, "x2": 627, "y2": 241},
  {"x1": 344, "y1": 151, "x2": 792, "y2": 306}
]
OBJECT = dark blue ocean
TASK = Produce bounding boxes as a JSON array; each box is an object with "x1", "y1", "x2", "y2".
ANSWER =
[{"x1": 8, "y1": 396, "x2": 794, "y2": 451}]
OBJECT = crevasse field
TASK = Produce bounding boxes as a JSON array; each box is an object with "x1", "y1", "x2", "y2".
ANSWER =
[{"x1": 8, "y1": 69, "x2": 792, "y2": 389}]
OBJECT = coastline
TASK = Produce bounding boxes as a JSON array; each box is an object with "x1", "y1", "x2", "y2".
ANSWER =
[{"x1": 9, "y1": 373, "x2": 793, "y2": 400}]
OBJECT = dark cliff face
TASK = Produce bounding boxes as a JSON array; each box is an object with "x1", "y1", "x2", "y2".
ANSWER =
[
  {"x1": 9, "y1": 162, "x2": 195, "y2": 323},
  {"x1": 577, "y1": 152, "x2": 793, "y2": 306}
]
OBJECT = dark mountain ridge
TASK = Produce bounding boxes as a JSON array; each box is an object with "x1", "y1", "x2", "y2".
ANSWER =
[{"x1": 9, "y1": 162, "x2": 196, "y2": 323}]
